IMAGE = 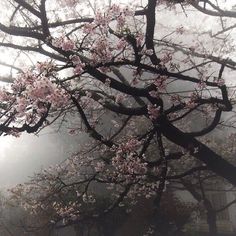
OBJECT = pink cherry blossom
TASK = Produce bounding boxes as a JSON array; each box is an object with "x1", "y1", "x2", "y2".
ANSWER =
[{"x1": 147, "y1": 104, "x2": 160, "y2": 120}]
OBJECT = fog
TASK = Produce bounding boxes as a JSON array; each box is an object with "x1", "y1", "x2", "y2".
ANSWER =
[
  {"x1": 0, "y1": 1, "x2": 235, "y2": 236},
  {"x1": 0, "y1": 127, "x2": 86, "y2": 189},
  {"x1": 0, "y1": 1, "x2": 235, "y2": 191}
]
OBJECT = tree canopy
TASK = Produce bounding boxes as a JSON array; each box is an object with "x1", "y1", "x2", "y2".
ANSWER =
[{"x1": 0, "y1": 0, "x2": 236, "y2": 233}]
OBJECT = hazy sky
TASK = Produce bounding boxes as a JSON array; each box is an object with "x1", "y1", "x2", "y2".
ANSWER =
[{"x1": 0, "y1": 127, "x2": 86, "y2": 188}]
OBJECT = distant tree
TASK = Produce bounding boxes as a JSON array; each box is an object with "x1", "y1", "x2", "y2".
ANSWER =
[
  {"x1": 168, "y1": 133, "x2": 236, "y2": 236},
  {"x1": 0, "y1": 0, "x2": 236, "y2": 235}
]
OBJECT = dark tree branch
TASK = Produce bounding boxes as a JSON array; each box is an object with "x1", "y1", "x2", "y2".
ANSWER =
[
  {"x1": 14, "y1": 0, "x2": 41, "y2": 18},
  {"x1": 0, "y1": 104, "x2": 50, "y2": 134},
  {"x1": 0, "y1": 23, "x2": 44, "y2": 40},
  {"x1": 186, "y1": 109, "x2": 222, "y2": 137},
  {"x1": 39, "y1": 0, "x2": 50, "y2": 38},
  {"x1": 71, "y1": 95, "x2": 114, "y2": 147},
  {"x1": 145, "y1": 0, "x2": 160, "y2": 64},
  {"x1": 158, "y1": 116, "x2": 236, "y2": 186},
  {"x1": 191, "y1": 1, "x2": 236, "y2": 18}
]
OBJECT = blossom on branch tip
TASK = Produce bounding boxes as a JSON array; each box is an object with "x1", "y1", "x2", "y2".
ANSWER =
[
  {"x1": 52, "y1": 36, "x2": 75, "y2": 51},
  {"x1": 147, "y1": 104, "x2": 160, "y2": 120}
]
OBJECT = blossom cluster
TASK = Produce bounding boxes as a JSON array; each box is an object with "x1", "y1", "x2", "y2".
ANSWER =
[
  {"x1": 147, "y1": 104, "x2": 160, "y2": 120},
  {"x1": 52, "y1": 36, "x2": 75, "y2": 51},
  {"x1": 0, "y1": 67, "x2": 70, "y2": 131},
  {"x1": 70, "y1": 55, "x2": 85, "y2": 75},
  {"x1": 79, "y1": 4, "x2": 137, "y2": 64},
  {"x1": 112, "y1": 153, "x2": 147, "y2": 177}
]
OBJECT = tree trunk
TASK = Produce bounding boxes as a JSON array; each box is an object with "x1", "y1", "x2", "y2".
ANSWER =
[
  {"x1": 182, "y1": 180, "x2": 218, "y2": 236},
  {"x1": 204, "y1": 198, "x2": 218, "y2": 236},
  {"x1": 207, "y1": 210, "x2": 217, "y2": 236},
  {"x1": 159, "y1": 117, "x2": 236, "y2": 186}
]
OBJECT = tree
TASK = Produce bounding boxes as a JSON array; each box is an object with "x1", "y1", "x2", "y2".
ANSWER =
[
  {"x1": 166, "y1": 134, "x2": 236, "y2": 236},
  {"x1": 0, "y1": 0, "x2": 236, "y2": 234}
]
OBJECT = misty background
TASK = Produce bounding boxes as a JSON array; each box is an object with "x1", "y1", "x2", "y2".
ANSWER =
[{"x1": 0, "y1": 126, "x2": 86, "y2": 188}]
